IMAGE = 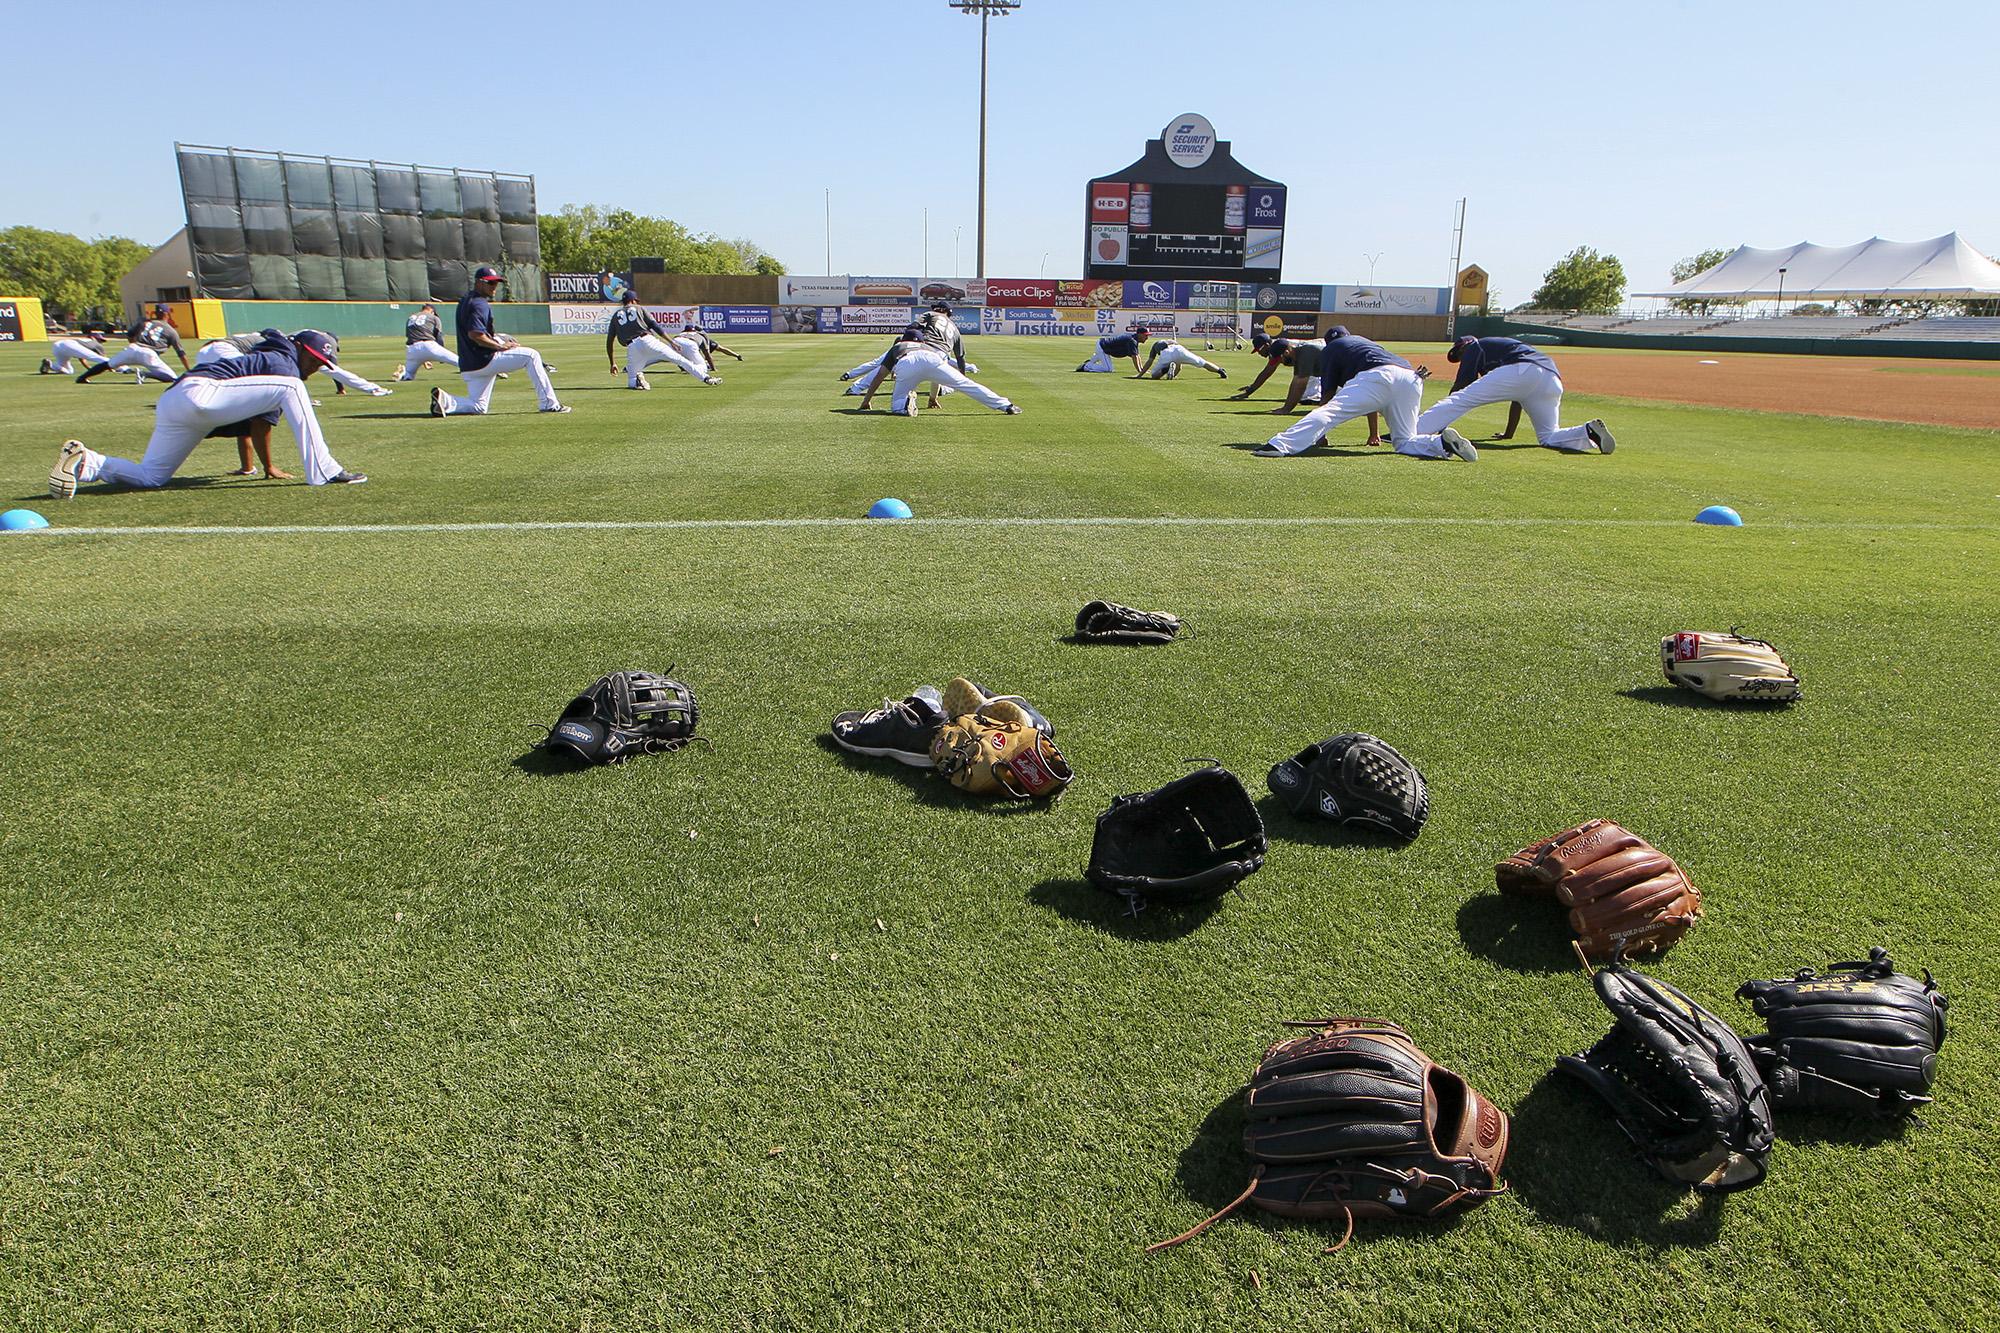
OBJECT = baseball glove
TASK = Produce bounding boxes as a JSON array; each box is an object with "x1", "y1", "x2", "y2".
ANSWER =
[
  {"x1": 1148, "y1": 1018, "x2": 1509, "y2": 1253},
  {"x1": 1073, "y1": 600, "x2": 1182, "y2": 646},
  {"x1": 1661, "y1": 630, "x2": 1801, "y2": 703},
  {"x1": 1736, "y1": 947, "x2": 1948, "y2": 1117},
  {"x1": 928, "y1": 677, "x2": 1073, "y2": 799},
  {"x1": 1086, "y1": 764, "x2": 1267, "y2": 906},
  {"x1": 1266, "y1": 733, "x2": 1429, "y2": 840},
  {"x1": 1496, "y1": 820, "x2": 1700, "y2": 960},
  {"x1": 1558, "y1": 964, "x2": 1773, "y2": 1192},
  {"x1": 539, "y1": 669, "x2": 700, "y2": 765}
]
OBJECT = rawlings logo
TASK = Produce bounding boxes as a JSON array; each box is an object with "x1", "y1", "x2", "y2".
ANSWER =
[
  {"x1": 1386, "y1": 1188, "x2": 1407, "y2": 1206},
  {"x1": 1673, "y1": 632, "x2": 1702, "y2": 662},
  {"x1": 1477, "y1": 1104, "x2": 1502, "y2": 1149}
]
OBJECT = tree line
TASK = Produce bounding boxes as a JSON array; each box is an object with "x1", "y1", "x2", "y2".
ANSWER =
[
  {"x1": 0, "y1": 227, "x2": 153, "y2": 323},
  {"x1": 536, "y1": 206, "x2": 785, "y2": 278}
]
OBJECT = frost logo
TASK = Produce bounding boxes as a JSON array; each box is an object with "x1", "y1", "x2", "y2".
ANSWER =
[{"x1": 1162, "y1": 112, "x2": 1218, "y2": 168}]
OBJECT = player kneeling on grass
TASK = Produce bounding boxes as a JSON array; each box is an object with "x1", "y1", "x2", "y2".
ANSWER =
[
  {"x1": 857, "y1": 322, "x2": 1019, "y2": 417},
  {"x1": 74, "y1": 308, "x2": 189, "y2": 385},
  {"x1": 431, "y1": 266, "x2": 569, "y2": 416},
  {"x1": 40, "y1": 334, "x2": 116, "y2": 377},
  {"x1": 1136, "y1": 335, "x2": 1227, "y2": 381},
  {"x1": 1077, "y1": 326, "x2": 1147, "y2": 374},
  {"x1": 393, "y1": 304, "x2": 460, "y2": 382},
  {"x1": 1253, "y1": 326, "x2": 1475, "y2": 462},
  {"x1": 1413, "y1": 336, "x2": 1614, "y2": 454},
  {"x1": 49, "y1": 329, "x2": 366, "y2": 497},
  {"x1": 605, "y1": 291, "x2": 715, "y2": 389}
]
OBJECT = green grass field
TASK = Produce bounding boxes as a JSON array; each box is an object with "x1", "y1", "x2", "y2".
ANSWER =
[{"x1": 2, "y1": 334, "x2": 1995, "y2": 1331}]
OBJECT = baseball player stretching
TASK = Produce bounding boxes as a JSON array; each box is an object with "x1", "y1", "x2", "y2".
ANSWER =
[
  {"x1": 197, "y1": 332, "x2": 391, "y2": 396},
  {"x1": 431, "y1": 266, "x2": 568, "y2": 416},
  {"x1": 74, "y1": 311, "x2": 189, "y2": 385},
  {"x1": 606, "y1": 293, "x2": 715, "y2": 388},
  {"x1": 674, "y1": 324, "x2": 742, "y2": 377},
  {"x1": 392, "y1": 304, "x2": 460, "y2": 382},
  {"x1": 1136, "y1": 336, "x2": 1227, "y2": 381},
  {"x1": 1232, "y1": 337, "x2": 1376, "y2": 446},
  {"x1": 40, "y1": 335, "x2": 116, "y2": 376},
  {"x1": 1413, "y1": 336, "x2": 1614, "y2": 454},
  {"x1": 1077, "y1": 327, "x2": 1147, "y2": 374},
  {"x1": 48, "y1": 329, "x2": 367, "y2": 495},
  {"x1": 857, "y1": 320, "x2": 1018, "y2": 417},
  {"x1": 1254, "y1": 326, "x2": 1475, "y2": 461}
]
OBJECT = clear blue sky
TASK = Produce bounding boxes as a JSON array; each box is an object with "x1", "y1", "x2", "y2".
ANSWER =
[{"x1": 7, "y1": 0, "x2": 1994, "y2": 306}]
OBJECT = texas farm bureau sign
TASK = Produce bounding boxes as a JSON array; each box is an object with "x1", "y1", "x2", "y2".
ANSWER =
[{"x1": 1163, "y1": 113, "x2": 1217, "y2": 169}]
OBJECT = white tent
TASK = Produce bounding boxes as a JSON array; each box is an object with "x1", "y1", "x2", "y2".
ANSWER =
[{"x1": 1637, "y1": 233, "x2": 2000, "y2": 301}]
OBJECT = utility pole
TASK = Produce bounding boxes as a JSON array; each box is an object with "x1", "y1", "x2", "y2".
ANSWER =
[
  {"x1": 950, "y1": 1, "x2": 1022, "y2": 280},
  {"x1": 1446, "y1": 198, "x2": 1467, "y2": 338}
]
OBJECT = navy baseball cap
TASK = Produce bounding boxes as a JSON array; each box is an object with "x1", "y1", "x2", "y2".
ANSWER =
[
  {"x1": 621, "y1": 290, "x2": 640, "y2": 303},
  {"x1": 930, "y1": 302, "x2": 952, "y2": 314},
  {"x1": 473, "y1": 266, "x2": 505, "y2": 284},
  {"x1": 292, "y1": 330, "x2": 339, "y2": 366},
  {"x1": 1447, "y1": 335, "x2": 1477, "y2": 362},
  {"x1": 1265, "y1": 337, "x2": 1296, "y2": 358}
]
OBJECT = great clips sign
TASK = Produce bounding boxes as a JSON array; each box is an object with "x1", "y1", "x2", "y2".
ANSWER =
[
  {"x1": 983, "y1": 277, "x2": 1058, "y2": 304},
  {"x1": 1163, "y1": 113, "x2": 1217, "y2": 169},
  {"x1": 1090, "y1": 182, "x2": 1130, "y2": 223}
]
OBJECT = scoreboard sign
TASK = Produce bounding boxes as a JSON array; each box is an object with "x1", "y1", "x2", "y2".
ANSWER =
[{"x1": 1083, "y1": 116, "x2": 1285, "y2": 284}]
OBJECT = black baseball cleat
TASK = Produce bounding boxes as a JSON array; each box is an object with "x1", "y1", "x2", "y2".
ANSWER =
[
  {"x1": 430, "y1": 387, "x2": 447, "y2": 417},
  {"x1": 839, "y1": 371, "x2": 854, "y2": 381},
  {"x1": 1003, "y1": 404, "x2": 1022, "y2": 415},
  {"x1": 38, "y1": 358, "x2": 52, "y2": 374},
  {"x1": 1217, "y1": 367, "x2": 1228, "y2": 379},
  {"x1": 328, "y1": 469, "x2": 368, "y2": 484},
  {"x1": 831, "y1": 693, "x2": 947, "y2": 767},
  {"x1": 1251, "y1": 444, "x2": 1292, "y2": 459},
  {"x1": 1585, "y1": 419, "x2": 1617, "y2": 454}
]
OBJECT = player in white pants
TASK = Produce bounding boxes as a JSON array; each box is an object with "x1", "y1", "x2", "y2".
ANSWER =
[
  {"x1": 1414, "y1": 336, "x2": 1613, "y2": 454},
  {"x1": 76, "y1": 312, "x2": 190, "y2": 385},
  {"x1": 842, "y1": 347, "x2": 975, "y2": 395},
  {"x1": 1254, "y1": 327, "x2": 1474, "y2": 461},
  {"x1": 432, "y1": 266, "x2": 567, "y2": 416},
  {"x1": 41, "y1": 337, "x2": 113, "y2": 375},
  {"x1": 48, "y1": 330, "x2": 365, "y2": 495},
  {"x1": 392, "y1": 305, "x2": 460, "y2": 382},
  {"x1": 856, "y1": 329, "x2": 1017, "y2": 417},
  {"x1": 1137, "y1": 337, "x2": 1227, "y2": 381}
]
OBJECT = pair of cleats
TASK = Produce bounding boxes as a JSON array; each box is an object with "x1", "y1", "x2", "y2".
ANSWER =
[
  {"x1": 428, "y1": 387, "x2": 570, "y2": 415},
  {"x1": 631, "y1": 376, "x2": 651, "y2": 391},
  {"x1": 48, "y1": 439, "x2": 366, "y2": 496},
  {"x1": 1251, "y1": 427, "x2": 1482, "y2": 461},
  {"x1": 831, "y1": 686, "x2": 1054, "y2": 766}
]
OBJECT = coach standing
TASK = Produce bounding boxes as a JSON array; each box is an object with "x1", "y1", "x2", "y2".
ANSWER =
[
  {"x1": 1414, "y1": 336, "x2": 1614, "y2": 454},
  {"x1": 431, "y1": 266, "x2": 568, "y2": 416}
]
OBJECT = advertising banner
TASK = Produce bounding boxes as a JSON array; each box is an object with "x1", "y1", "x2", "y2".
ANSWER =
[
  {"x1": 1252, "y1": 311, "x2": 1318, "y2": 338},
  {"x1": 550, "y1": 302, "x2": 702, "y2": 334},
  {"x1": 848, "y1": 275, "x2": 919, "y2": 305},
  {"x1": 948, "y1": 307, "x2": 981, "y2": 336},
  {"x1": 548, "y1": 271, "x2": 629, "y2": 302},
  {"x1": 1250, "y1": 283, "x2": 1322, "y2": 312},
  {"x1": 1323, "y1": 285, "x2": 1450, "y2": 315},
  {"x1": 1089, "y1": 181, "x2": 1130, "y2": 224},
  {"x1": 1245, "y1": 186, "x2": 1287, "y2": 228},
  {"x1": 1174, "y1": 281, "x2": 1241, "y2": 310},
  {"x1": 1087, "y1": 226, "x2": 1128, "y2": 267},
  {"x1": 918, "y1": 278, "x2": 977, "y2": 305},
  {"x1": 0, "y1": 301, "x2": 23, "y2": 342},
  {"x1": 776, "y1": 275, "x2": 851, "y2": 305},
  {"x1": 980, "y1": 307, "x2": 1118, "y2": 337},
  {"x1": 1054, "y1": 279, "x2": 1120, "y2": 309},
  {"x1": 839, "y1": 304, "x2": 914, "y2": 331},
  {"x1": 700, "y1": 306, "x2": 774, "y2": 333},
  {"x1": 982, "y1": 277, "x2": 1057, "y2": 305},
  {"x1": 775, "y1": 305, "x2": 823, "y2": 333},
  {"x1": 1244, "y1": 229, "x2": 1283, "y2": 270},
  {"x1": 1122, "y1": 279, "x2": 1176, "y2": 309},
  {"x1": 1116, "y1": 309, "x2": 1183, "y2": 335}
]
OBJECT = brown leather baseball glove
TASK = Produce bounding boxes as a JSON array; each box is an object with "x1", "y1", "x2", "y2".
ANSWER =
[{"x1": 1496, "y1": 819, "x2": 1701, "y2": 960}]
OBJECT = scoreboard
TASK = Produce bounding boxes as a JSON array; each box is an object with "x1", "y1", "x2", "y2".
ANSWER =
[{"x1": 1083, "y1": 116, "x2": 1285, "y2": 284}]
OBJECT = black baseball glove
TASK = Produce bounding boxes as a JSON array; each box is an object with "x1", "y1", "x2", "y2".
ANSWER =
[
  {"x1": 1736, "y1": 947, "x2": 1947, "y2": 1117},
  {"x1": 1086, "y1": 764, "x2": 1266, "y2": 906},
  {"x1": 1073, "y1": 600, "x2": 1182, "y2": 646},
  {"x1": 1266, "y1": 733, "x2": 1430, "y2": 840},
  {"x1": 540, "y1": 670, "x2": 700, "y2": 765},
  {"x1": 1559, "y1": 964, "x2": 1774, "y2": 1192}
]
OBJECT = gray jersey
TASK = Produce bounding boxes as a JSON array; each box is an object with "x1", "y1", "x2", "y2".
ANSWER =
[
  {"x1": 131, "y1": 319, "x2": 184, "y2": 354},
  {"x1": 406, "y1": 311, "x2": 444, "y2": 346},
  {"x1": 916, "y1": 311, "x2": 962, "y2": 360}
]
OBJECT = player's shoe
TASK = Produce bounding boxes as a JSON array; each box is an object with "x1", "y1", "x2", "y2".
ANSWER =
[
  {"x1": 1585, "y1": 419, "x2": 1616, "y2": 454},
  {"x1": 544, "y1": 363, "x2": 559, "y2": 374},
  {"x1": 327, "y1": 469, "x2": 368, "y2": 484},
  {"x1": 1003, "y1": 404, "x2": 1022, "y2": 415},
  {"x1": 430, "y1": 387, "x2": 447, "y2": 417},
  {"x1": 48, "y1": 440, "x2": 88, "y2": 499},
  {"x1": 631, "y1": 375, "x2": 650, "y2": 390},
  {"x1": 38, "y1": 358, "x2": 52, "y2": 374},
  {"x1": 1216, "y1": 367, "x2": 1228, "y2": 379},
  {"x1": 839, "y1": 371, "x2": 854, "y2": 381},
  {"x1": 540, "y1": 404, "x2": 572, "y2": 414},
  {"x1": 1439, "y1": 428, "x2": 1479, "y2": 462},
  {"x1": 704, "y1": 376, "x2": 723, "y2": 386},
  {"x1": 831, "y1": 694, "x2": 947, "y2": 767},
  {"x1": 1251, "y1": 444, "x2": 1293, "y2": 459}
]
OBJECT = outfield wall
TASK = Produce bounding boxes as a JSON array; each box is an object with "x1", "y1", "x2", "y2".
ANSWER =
[
  {"x1": 216, "y1": 300, "x2": 550, "y2": 338},
  {"x1": 1461, "y1": 316, "x2": 2000, "y2": 361}
]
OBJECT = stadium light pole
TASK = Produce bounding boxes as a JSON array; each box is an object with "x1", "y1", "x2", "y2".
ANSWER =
[
  {"x1": 950, "y1": 0, "x2": 1022, "y2": 280},
  {"x1": 1775, "y1": 266, "x2": 1787, "y2": 318}
]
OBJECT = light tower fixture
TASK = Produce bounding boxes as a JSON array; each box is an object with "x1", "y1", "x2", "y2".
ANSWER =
[{"x1": 949, "y1": 0, "x2": 1022, "y2": 280}]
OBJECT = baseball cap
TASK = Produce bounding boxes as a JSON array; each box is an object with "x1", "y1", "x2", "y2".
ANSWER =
[
  {"x1": 621, "y1": 290, "x2": 640, "y2": 303},
  {"x1": 292, "y1": 329, "x2": 340, "y2": 366},
  {"x1": 929, "y1": 302, "x2": 951, "y2": 314},
  {"x1": 1447, "y1": 335, "x2": 1477, "y2": 362},
  {"x1": 473, "y1": 265, "x2": 505, "y2": 284},
  {"x1": 1265, "y1": 337, "x2": 1296, "y2": 358}
]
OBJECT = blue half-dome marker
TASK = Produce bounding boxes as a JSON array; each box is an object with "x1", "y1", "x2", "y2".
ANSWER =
[
  {"x1": 0, "y1": 508, "x2": 50, "y2": 531},
  {"x1": 868, "y1": 498, "x2": 912, "y2": 520},
  {"x1": 1695, "y1": 505, "x2": 1743, "y2": 526}
]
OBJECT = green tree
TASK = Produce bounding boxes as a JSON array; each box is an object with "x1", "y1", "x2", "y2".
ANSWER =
[
  {"x1": 1668, "y1": 247, "x2": 1732, "y2": 313},
  {"x1": 536, "y1": 206, "x2": 784, "y2": 276},
  {"x1": 1529, "y1": 247, "x2": 1627, "y2": 314},
  {"x1": 0, "y1": 227, "x2": 157, "y2": 322}
]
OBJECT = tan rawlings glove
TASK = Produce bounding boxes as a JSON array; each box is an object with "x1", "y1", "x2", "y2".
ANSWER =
[
  {"x1": 1661, "y1": 630, "x2": 1800, "y2": 702},
  {"x1": 1497, "y1": 819, "x2": 1701, "y2": 960},
  {"x1": 928, "y1": 677, "x2": 1073, "y2": 799}
]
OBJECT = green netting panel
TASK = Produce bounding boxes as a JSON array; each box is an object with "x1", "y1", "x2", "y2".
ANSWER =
[
  {"x1": 377, "y1": 168, "x2": 421, "y2": 214},
  {"x1": 427, "y1": 259, "x2": 471, "y2": 300},
  {"x1": 462, "y1": 218, "x2": 501, "y2": 262},
  {"x1": 503, "y1": 263, "x2": 544, "y2": 297},
  {"x1": 423, "y1": 217, "x2": 466, "y2": 261},
  {"x1": 501, "y1": 222, "x2": 539, "y2": 264},
  {"x1": 284, "y1": 158, "x2": 333, "y2": 208},
  {"x1": 381, "y1": 213, "x2": 425, "y2": 260},
  {"x1": 196, "y1": 251, "x2": 254, "y2": 300},
  {"x1": 248, "y1": 254, "x2": 302, "y2": 299},
  {"x1": 342, "y1": 258, "x2": 391, "y2": 301},
  {"x1": 291, "y1": 208, "x2": 339, "y2": 257},
  {"x1": 178, "y1": 149, "x2": 235, "y2": 202},
  {"x1": 242, "y1": 203, "x2": 295, "y2": 256},
  {"x1": 332, "y1": 164, "x2": 378, "y2": 212},
  {"x1": 387, "y1": 259, "x2": 431, "y2": 301},
  {"x1": 419, "y1": 171, "x2": 461, "y2": 217},
  {"x1": 235, "y1": 156, "x2": 286, "y2": 204},
  {"x1": 294, "y1": 254, "x2": 347, "y2": 300},
  {"x1": 338, "y1": 212, "x2": 384, "y2": 259},
  {"x1": 459, "y1": 174, "x2": 499, "y2": 221},
  {"x1": 496, "y1": 178, "x2": 535, "y2": 224},
  {"x1": 188, "y1": 201, "x2": 245, "y2": 255}
]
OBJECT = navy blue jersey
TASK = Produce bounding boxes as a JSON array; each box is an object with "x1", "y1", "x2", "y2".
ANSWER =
[
  {"x1": 1449, "y1": 336, "x2": 1556, "y2": 392},
  {"x1": 607, "y1": 305, "x2": 662, "y2": 348},
  {"x1": 182, "y1": 331, "x2": 305, "y2": 383},
  {"x1": 456, "y1": 292, "x2": 497, "y2": 372},
  {"x1": 1100, "y1": 334, "x2": 1141, "y2": 358},
  {"x1": 406, "y1": 311, "x2": 444, "y2": 346},
  {"x1": 1317, "y1": 326, "x2": 1409, "y2": 394}
]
